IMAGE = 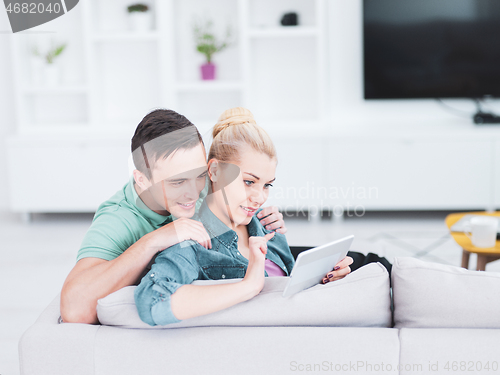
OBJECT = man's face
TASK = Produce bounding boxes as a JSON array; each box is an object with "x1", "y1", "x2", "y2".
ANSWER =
[{"x1": 146, "y1": 142, "x2": 208, "y2": 218}]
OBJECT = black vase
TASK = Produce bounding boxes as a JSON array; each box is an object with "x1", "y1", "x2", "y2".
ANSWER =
[{"x1": 281, "y1": 12, "x2": 298, "y2": 26}]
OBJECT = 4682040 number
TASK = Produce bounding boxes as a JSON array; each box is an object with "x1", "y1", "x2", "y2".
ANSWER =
[
  {"x1": 444, "y1": 361, "x2": 499, "y2": 372},
  {"x1": 5, "y1": 2, "x2": 62, "y2": 14}
]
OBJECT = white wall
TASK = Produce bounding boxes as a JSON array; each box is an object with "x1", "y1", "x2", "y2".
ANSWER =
[{"x1": 0, "y1": 11, "x2": 16, "y2": 212}]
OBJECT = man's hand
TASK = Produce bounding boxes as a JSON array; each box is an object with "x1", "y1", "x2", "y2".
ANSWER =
[
  {"x1": 257, "y1": 206, "x2": 287, "y2": 234},
  {"x1": 60, "y1": 218, "x2": 212, "y2": 324},
  {"x1": 148, "y1": 217, "x2": 212, "y2": 252}
]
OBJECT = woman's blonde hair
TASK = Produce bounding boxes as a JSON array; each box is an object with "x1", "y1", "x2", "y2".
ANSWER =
[{"x1": 208, "y1": 107, "x2": 276, "y2": 163}]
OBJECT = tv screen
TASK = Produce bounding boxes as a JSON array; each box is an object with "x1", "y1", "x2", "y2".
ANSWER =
[{"x1": 363, "y1": 0, "x2": 500, "y2": 99}]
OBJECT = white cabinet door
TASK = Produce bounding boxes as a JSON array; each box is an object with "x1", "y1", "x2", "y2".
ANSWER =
[
  {"x1": 7, "y1": 137, "x2": 131, "y2": 212},
  {"x1": 266, "y1": 138, "x2": 326, "y2": 214},
  {"x1": 326, "y1": 139, "x2": 492, "y2": 210},
  {"x1": 8, "y1": 135, "x2": 495, "y2": 213}
]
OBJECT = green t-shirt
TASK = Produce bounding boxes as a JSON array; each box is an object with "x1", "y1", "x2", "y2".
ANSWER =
[{"x1": 76, "y1": 177, "x2": 207, "y2": 262}]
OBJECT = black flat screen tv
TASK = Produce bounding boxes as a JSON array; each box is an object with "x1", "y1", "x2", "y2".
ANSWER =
[{"x1": 363, "y1": 0, "x2": 500, "y2": 99}]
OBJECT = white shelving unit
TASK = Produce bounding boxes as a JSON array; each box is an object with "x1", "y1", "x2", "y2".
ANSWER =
[
  {"x1": 7, "y1": 0, "x2": 327, "y2": 216},
  {"x1": 8, "y1": 0, "x2": 500, "y2": 220},
  {"x1": 247, "y1": 27, "x2": 320, "y2": 38},
  {"x1": 11, "y1": 0, "x2": 327, "y2": 131},
  {"x1": 7, "y1": 0, "x2": 500, "y2": 220}
]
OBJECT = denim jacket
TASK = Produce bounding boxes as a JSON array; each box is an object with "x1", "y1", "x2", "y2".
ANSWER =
[{"x1": 134, "y1": 202, "x2": 295, "y2": 326}]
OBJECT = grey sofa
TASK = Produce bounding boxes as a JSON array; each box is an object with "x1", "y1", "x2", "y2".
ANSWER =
[{"x1": 19, "y1": 257, "x2": 500, "y2": 375}]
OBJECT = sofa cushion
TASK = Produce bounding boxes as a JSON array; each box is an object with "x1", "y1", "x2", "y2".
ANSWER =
[
  {"x1": 392, "y1": 257, "x2": 500, "y2": 328},
  {"x1": 94, "y1": 326, "x2": 400, "y2": 375},
  {"x1": 399, "y1": 328, "x2": 500, "y2": 372},
  {"x1": 97, "y1": 262, "x2": 391, "y2": 328}
]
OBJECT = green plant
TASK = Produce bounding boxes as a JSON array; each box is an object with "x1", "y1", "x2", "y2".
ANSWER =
[
  {"x1": 193, "y1": 18, "x2": 233, "y2": 64},
  {"x1": 32, "y1": 43, "x2": 67, "y2": 64},
  {"x1": 127, "y1": 3, "x2": 149, "y2": 13}
]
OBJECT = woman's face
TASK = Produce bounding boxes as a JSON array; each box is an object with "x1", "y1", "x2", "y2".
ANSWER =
[{"x1": 208, "y1": 146, "x2": 276, "y2": 228}]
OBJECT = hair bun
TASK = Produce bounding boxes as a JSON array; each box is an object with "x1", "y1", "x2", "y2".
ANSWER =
[{"x1": 212, "y1": 107, "x2": 256, "y2": 139}]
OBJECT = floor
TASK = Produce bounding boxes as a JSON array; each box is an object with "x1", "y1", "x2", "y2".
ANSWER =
[{"x1": 1, "y1": 209, "x2": 499, "y2": 375}]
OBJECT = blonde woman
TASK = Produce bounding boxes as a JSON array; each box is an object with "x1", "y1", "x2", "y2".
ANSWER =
[{"x1": 134, "y1": 108, "x2": 353, "y2": 326}]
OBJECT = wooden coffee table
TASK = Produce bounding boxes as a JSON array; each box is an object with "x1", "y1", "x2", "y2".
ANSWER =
[{"x1": 445, "y1": 211, "x2": 500, "y2": 271}]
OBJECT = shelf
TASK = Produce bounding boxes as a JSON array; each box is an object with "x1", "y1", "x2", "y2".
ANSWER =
[
  {"x1": 91, "y1": 31, "x2": 159, "y2": 42},
  {"x1": 12, "y1": 127, "x2": 132, "y2": 140},
  {"x1": 248, "y1": 26, "x2": 319, "y2": 38},
  {"x1": 18, "y1": 123, "x2": 91, "y2": 134},
  {"x1": 21, "y1": 85, "x2": 88, "y2": 95},
  {"x1": 175, "y1": 81, "x2": 243, "y2": 92}
]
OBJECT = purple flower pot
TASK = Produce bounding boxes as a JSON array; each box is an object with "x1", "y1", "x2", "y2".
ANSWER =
[{"x1": 201, "y1": 63, "x2": 216, "y2": 80}]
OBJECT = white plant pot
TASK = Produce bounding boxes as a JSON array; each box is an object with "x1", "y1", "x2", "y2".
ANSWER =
[
  {"x1": 128, "y1": 12, "x2": 153, "y2": 32},
  {"x1": 30, "y1": 58, "x2": 44, "y2": 86},
  {"x1": 44, "y1": 64, "x2": 60, "y2": 87}
]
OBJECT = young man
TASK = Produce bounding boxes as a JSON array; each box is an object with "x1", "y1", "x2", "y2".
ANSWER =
[{"x1": 60, "y1": 109, "x2": 287, "y2": 324}]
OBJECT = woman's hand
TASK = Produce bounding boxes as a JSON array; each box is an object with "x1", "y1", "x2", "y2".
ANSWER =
[
  {"x1": 322, "y1": 256, "x2": 354, "y2": 284},
  {"x1": 257, "y1": 206, "x2": 287, "y2": 234},
  {"x1": 242, "y1": 232, "x2": 275, "y2": 297}
]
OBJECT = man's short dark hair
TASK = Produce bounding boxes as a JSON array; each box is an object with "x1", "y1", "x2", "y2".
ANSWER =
[{"x1": 131, "y1": 109, "x2": 203, "y2": 180}]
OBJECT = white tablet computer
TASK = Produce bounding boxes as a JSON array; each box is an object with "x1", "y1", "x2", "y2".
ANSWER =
[{"x1": 282, "y1": 235, "x2": 354, "y2": 298}]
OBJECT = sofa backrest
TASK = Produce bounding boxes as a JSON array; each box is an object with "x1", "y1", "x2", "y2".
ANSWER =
[
  {"x1": 97, "y1": 262, "x2": 392, "y2": 329},
  {"x1": 392, "y1": 256, "x2": 500, "y2": 328}
]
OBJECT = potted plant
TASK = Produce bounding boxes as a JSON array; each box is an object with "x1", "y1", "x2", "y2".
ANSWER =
[
  {"x1": 193, "y1": 18, "x2": 233, "y2": 80},
  {"x1": 32, "y1": 43, "x2": 67, "y2": 86},
  {"x1": 127, "y1": 3, "x2": 152, "y2": 32}
]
